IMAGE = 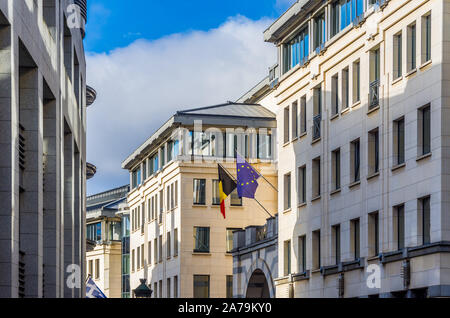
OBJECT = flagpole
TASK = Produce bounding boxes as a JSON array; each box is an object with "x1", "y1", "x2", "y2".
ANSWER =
[
  {"x1": 218, "y1": 163, "x2": 274, "y2": 218},
  {"x1": 235, "y1": 149, "x2": 278, "y2": 193}
]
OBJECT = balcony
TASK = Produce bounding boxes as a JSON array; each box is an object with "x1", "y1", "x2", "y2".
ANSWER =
[
  {"x1": 313, "y1": 114, "x2": 321, "y2": 141},
  {"x1": 86, "y1": 162, "x2": 97, "y2": 180},
  {"x1": 86, "y1": 85, "x2": 97, "y2": 107},
  {"x1": 369, "y1": 80, "x2": 380, "y2": 110}
]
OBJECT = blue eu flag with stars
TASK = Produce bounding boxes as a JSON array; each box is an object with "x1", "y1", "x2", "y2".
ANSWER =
[{"x1": 236, "y1": 152, "x2": 260, "y2": 199}]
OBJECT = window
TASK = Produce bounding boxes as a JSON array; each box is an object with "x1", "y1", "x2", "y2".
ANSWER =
[
  {"x1": 87, "y1": 222, "x2": 102, "y2": 241},
  {"x1": 131, "y1": 249, "x2": 135, "y2": 272},
  {"x1": 331, "y1": 73, "x2": 339, "y2": 116},
  {"x1": 159, "y1": 280, "x2": 162, "y2": 298},
  {"x1": 313, "y1": 86, "x2": 322, "y2": 140},
  {"x1": 353, "y1": 60, "x2": 360, "y2": 103},
  {"x1": 312, "y1": 157, "x2": 321, "y2": 198},
  {"x1": 167, "y1": 231, "x2": 171, "y2": 258},
  {"x1": 174, "y1": 228, "x2": 179, "y2": 256},
  {"x1": 407, "y1": 23, "x2": 417, "y2": 71},
  {"x1": 418, "y1": 105, "x2": 431, "y2": 156},
  {"x1": 350, "y1": 139, "x2": 360, "y2": 183},
  {"x1": 230, "y1": 189, "x2": 242, "y2": 206},
  {"x1": 132, "y1": 167, "x2": 141, "y2": 189},
  {"x1": 300, "y1": 95, "x2": 307, "y2": 134},
  {"x1": 393, "y1": 32, "x2": 402, "y2": 80},
  {"x1": 174, "y1": 276, "x2": 178, "y2": 298},
  {"x1": 312, "y1": 230, "x2": 321, "y2": 269},
  {"x1": 292, "y1": 101, "x2": 298, "y2": 139},
  {"x1": 332, "y1": 149, "x2": 341, "y2": 191},
  {"x1": 159, "y1": 235, "x2": 163, "y2": 262},
  {"x1": 419, "y1": 196, "x2": 431, "y2": 245},
  {"x1": 194, "y1": 227, "x2": 210, "y2": 253},
  {"x1": 421, "y1": 13, "x2": 431, "y2": 63},
  {"x1": 298, "y1": 166, "x2": 306, "y2": 204},
  {"x1": 332, "y1": 225, "x2": 341, "y2": 265},
  {"x1": 170, "y1": 183, "x2": 175, "y2": 209},
  {"x1": 95, "y1": 259, "x2": 100, "y2": 279},
  {"x1": 88, "y1": 259, "x2": 93, "y2": 277},
  {"x1": 284, "y1": 173, "x2": 291, "y2": 210},
  {"x1": 161, "y1": 145, "x2": 166, "y2": 167},
  {"x1": 282, "y1": 27, "x2": 309, "y2": 73},
  {"x1": 369, "y1": 212, "x2": 379, "y2": 256},
  {"x1": 153, "y1": 282, "x2": 157, "y2": 298},
  {"x1": 368, "y1": 128, "x2": 379, "y2": 175},
  {"x1": 257, "y1": 130, "x2": 272, "y2": 160},
  {"x1": 394, "y1": 117, "x2": 405, "y2": 165},
  {"x1": 174, "y1": 181, "x2": 178, "y2": 208},
  {"x1": 136, "y1": 246, "x2": 140, "y2": 269},
  {"x1": 395, "y1": 204, "x2": 405, "y2": 250},
  {"x1": 167, "y1": 141, "x2": 174, "y2": 162},
  {"x1": 148, "y1": 241, "x2": 152, "y2": 265},
  {"x1": 369, "y1": 48, "x2": 380, "y2": 109},
  {"x1": 193, "y1": 275, "x2": 210, "y2": 298},
  {"x1": 314, "y1": 13, "x2": 326, "y2": 51},
  {"x1": 284, "y1": 240, "x2": 291, "y2": 276},
  {"x1": 167, "y1": 185, "x2": 170, "y2": 211},
  {"x1": 154, "y1": 239, "x2": 157, "y2": 264},
  {"x1": 298, "y1": 235, "x2": 306, "y2": 273},
  {"x1": 284, "y1": 106, "x2": 290, "y2": 144},
  {"x1": 226, "y1": 275, "x2": 233, "y2": 298},
  {"x1": 193, "y1": 179, "x2": 206, "y2": 205},
  {"x1": 351, "y1": 219, "x2": 360, "y2": 260},
  {"x1": 167, "y1": 278, "x2": 171, "y2": 298},
  {"x1": 226, "y1": 228, "x2": 239, "y2": 253},
  {"x1": 141, "y1": 243, "x2": 144, "y2": 268},
  {"x1": 342, "y1": 67, "x2": 349, "y2": 109},
  {"x1": 331, "y1": 1, "x2": 340, "y2": 37}
]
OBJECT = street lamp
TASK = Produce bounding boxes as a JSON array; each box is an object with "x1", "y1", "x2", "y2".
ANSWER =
[{"x1": 133, "y1": 279, "x2": 153, "y2": 298}]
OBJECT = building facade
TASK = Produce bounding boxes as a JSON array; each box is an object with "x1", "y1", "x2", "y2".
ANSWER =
[
  {"x1": 0, "y1": 0, "x2": 90, "y2": 297},
  {"x1": 86, "y1": 185, "x2": 130, "y2": 298},
  {"x1": 264, "y1": 0, "x2": 450, "y2": 297},
  {"x1": 122, "y1": 102, "x2": 278, "y2": 298},
  {"x1": 232, "y1": 216, "x2": 278, "y2": 298}
]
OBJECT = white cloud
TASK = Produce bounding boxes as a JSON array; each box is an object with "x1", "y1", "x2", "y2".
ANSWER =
[{"x1": 86, "y1": 16, "x2": 276, "y2": 195}]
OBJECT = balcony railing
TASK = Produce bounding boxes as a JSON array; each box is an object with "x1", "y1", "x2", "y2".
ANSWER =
[
  {"x1": 369, "y1": 80, "x2": 380, "y2": 110},
  {"x1": 313, "y1": 114, "x2": 321, "y2": 141}
]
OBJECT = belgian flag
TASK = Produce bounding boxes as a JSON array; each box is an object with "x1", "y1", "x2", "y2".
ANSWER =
[{"x1": 218, "y1": 164, "x2": 237, "y2": 219}]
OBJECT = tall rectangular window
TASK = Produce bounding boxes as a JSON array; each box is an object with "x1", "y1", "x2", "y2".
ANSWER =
[
  {"x1": 407, "y1": 23, "x2": 417, "y2": 71},
  {"x1": 154, "y1": 239, "x2": 157, "y2": 264},
  {"x1": 167, "y1": 141, "x2": 174, "y2": 162},
  {"x1": 193, "y1": 275, "x2": 210, "y2": 298},
  {"x1": 212, "y1": 180, "x2": 220, "y2": 205},
  {"x1": 393, "y1": 32, "x2": 402, "y2": 80},
  {"x1": 174, "y1": 276, "x2": 178, "y2": 298},
  {"x1": 394, "y1": 117, "x2": 405, "y2": 165},
  {"x1": 167, "y1": 278, "x2": 171, "y2": 298},
  {"x1": 313, "y1": 86, "x2": 322, "y2": 140},
  {"x1": 395, "y1": 204, "x2": 405, "y2": 250},
  {"x1": 342, "y1": 67, "x2": 349, "y2": 109},
  {"x1": 312, "y1": 157, "x2": 321, "y2": 198},
  {"x1": 368, "y1": 128, "x2": 379, "y2": 175},
  {"x1": 353, "y1": 60, "x2": 360, "y2": 103},
  {"x1": 298, "y1": 235, "x2": 306, "y2": 273},
  {"x1": 194, "y1": 227, "x2": 210, "y2": 253},
  {"x1": 314, "y1": 13, "x2": 326, "y2": 51},
  {"x1": 167, "y1": 231, "x2": 171, "y2": 258},
  {"x1": 89, "y1": 260, "x2": 93, "y2": 277},
  {"x1": 298, "y1": 166, "x2": 306, "y2": 204},
  {"x1": 282, "y1": 27, "x2": 309, "y2": 73},
  {"x1": 141, "y1": 243, "x2": 144, "y2": 268},
  {"x1": 159, "y1": 235, "x2": 163, "y2": 262},
  {"x1": 174, "y1": 228, "x2": 178, "y2": 256},
  {"x1": 331, "y1": 1, "x2": 340, "y2": 37},
  {"x1": 193, "y1": 179, "x2": 206, "y2": 205},
  {"x1": 332, "y1": 225, "x2": 341, "y2": 265},
  {"x1": 226, "y1": 228, "x2": 239, "y2": 253},
  {"x1": 351, "y1": 219, "x2": 360, "y2": 260},
  {"x1": 174, "y1": 181, "x2": 178, "y2": 208},
  {"x1": 369, "y1": 48, "x2": 380, "y2": 109},
  {"x1": 300, "y1": 95, "x2": 307, "y2": 134},
  {"x1": 131, "y1": 249, "x2": 135, "y2": 272},
  {"x1": 95, "y1": 259, "x2": 100, "y2": 279},
  {"x1": 284, "y1": 240, "x2": 291, "y2": 276},
  {"x1": 136, "y1": 246, "x2": 140, "y2": 269},
  {"x1": 284, "y1": 173, "x2": 291, "y2": 210},
  {"x1": 148, "y1": 241, "x2": 152, "y2": 265},
  {"x1": 312, "y1": 230, "x2": 321, "y2": 269},
  {"x1": 284, "y1": 106, "x2": 290, "y2": 144},
  {"x1": 351, "y1": 139, "x2": 360, "y2": 183},
  {"x1": 332, "y1": 149, "x2": 341, "y2": 191},
  {"x1": 226, "y1": 276, "x2": 233, "y2": 298},
  {"x1": 369, "y1": 212, "x2": 379, "y2": 256},
  {"x1": 292, "y1": 101, "x2": 298, "y2": 139},
  {"x1": 420, "y1": 196, "x2": 431, "y2": 245},
  {"x1": 230, "y1": 189, "x2": 242, "y2": 206},
  {"x1": 331, "y1": 73, "x2": 339, "y2": 116},
  {"x1": 422, "y1": 13, "x2": 431, "y2": 63},
  {"x1": 418, "y1": 105, "x2": 431, "y2": 156}
]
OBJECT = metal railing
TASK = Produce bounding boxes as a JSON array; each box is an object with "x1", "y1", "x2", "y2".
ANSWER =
[
  {"x1": 313, "y1": 114, "x2": 321, "y2": 140},
  {"x1": 369, "y1": 80, "x2": 380, "y2": 110}
]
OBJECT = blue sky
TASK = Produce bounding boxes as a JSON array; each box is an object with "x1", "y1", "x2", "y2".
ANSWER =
[{"x1": 85, "y1": 0, "x2": 295, "y2": 195}]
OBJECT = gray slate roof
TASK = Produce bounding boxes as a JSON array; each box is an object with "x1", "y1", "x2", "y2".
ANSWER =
[{"x1": 177, "y1": 102, "x2": 275, "y2": 119}]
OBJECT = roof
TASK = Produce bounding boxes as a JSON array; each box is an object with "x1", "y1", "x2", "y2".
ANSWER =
[{"x1": 121, "y1": 102, "x2": 276, "y2": 170}]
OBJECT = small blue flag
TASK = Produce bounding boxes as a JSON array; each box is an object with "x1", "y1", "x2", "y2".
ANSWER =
[
  {"x1": 236, "y1": 152, "x2": 260, "y2": 199},
  {"x1": 86, "y1": 277, "x2": 107, "y2": 298}
]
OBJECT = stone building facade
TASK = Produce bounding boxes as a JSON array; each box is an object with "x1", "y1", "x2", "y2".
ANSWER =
[{"x1": 0, "y1": 0, "x2": 90, "y2": 297}]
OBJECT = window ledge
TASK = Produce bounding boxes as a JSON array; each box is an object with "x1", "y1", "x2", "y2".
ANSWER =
[
  {"x1": 299, "y1": 131, "x2": 307, "y2": 138},
  {"x1": 311, "y1": 137, "x2": 321, "y2": 145},
  {"x1": 283, "y1": 208, "x2": 292, "y2": 214},
  {"x1": 349, "y1": 180, "x2": 361, "y2": 189},
  {"x1": 416, "y1": 152, "x2": 432, "y2": 162},
  {"x1": 420, "y1": 59, "x2": 432, "y2": 69},
  {"x1": 192, "y1": 252, "x2": 211, "y2": 256},
  {"x1": 225, "y1": 253, "x2": 233, "y2": 256},
  {"x1": 392, "y1": 76, "x2": 403, "y2": 85},
  {"x1": 367, "y1": 172, "x2": 380, "y2": 181},
  {"x1": 282, "y1": 141, "x2": 290, "y2": 147},
  {"x1": 391, "y1": 163, "x2": 406, "y2": 172},
  {"x1": 311, "y1": 195, "x2": 321, "y2": 202},
  {"x1": 297, "y1": 202, "x2": 307, "y2": 208},
  {"x1": 330, "y1": 188, "x2": 341, "y2": 196},
  {"x1": 291, "y1": 136, "x2": 299, "y2": 143},
  {"x1": 330, "y1": 113, "x2": 339, "y2": 121},
  {"x1": 311, "y1": 269, "x2": 321, "y2": 274},
  {"x1": 367, "y1": 105, "x2": 380, "y2": 115},
  {"x1": 405, "y1": 68, "x2": 417, "y2": 78},
  {"x1": 192, "y1": 204, "x2": 208, "y2": 208},
  {"x1": 230, "y1": 205, "x2": 244, "y2": 209},
  {"x1": 367, "y1": 255, "x2": 381, "y2": 262},
  {"x1": 340, "y1": 107, "x2": 350, "y2": 115},
  {"x1": 351, "y1": 100, "x2": 361, "y2": 108}
]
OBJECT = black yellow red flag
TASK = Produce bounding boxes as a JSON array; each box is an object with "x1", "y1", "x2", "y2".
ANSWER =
[{"x1": 218, "y1": 164, "x2": 237, "y2": 218}]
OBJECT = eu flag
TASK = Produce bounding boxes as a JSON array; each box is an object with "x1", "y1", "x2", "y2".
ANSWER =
[{"x1": 236, "y1": 152, "x2": 260, "y2": 199}]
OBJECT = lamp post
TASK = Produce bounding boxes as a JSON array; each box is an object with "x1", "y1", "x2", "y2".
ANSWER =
[{"x1": 133, "y1": 279, "x2": 153, "y2": 298}]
